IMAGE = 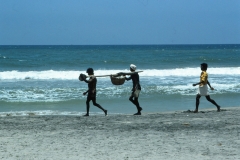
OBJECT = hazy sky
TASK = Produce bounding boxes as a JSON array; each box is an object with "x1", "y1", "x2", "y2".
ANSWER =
[{"x1": 1, "y1": 0, "x2": 240, "y2": 45}]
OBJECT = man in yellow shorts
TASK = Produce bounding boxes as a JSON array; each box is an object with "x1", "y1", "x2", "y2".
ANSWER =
[{"x1": 192, "y1": 63, "x2": 221, "y2": 113}]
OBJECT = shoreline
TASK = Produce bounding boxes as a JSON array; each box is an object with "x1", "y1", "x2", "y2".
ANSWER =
[
  {"x1": 0, "y1": 107, "x2": 239, "y2": 160},
  {"x1": 0, "y1": 106, "x2": 239, "y2": 117}
]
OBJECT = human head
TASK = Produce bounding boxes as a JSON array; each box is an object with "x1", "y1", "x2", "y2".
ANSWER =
[
  {"x1": 130, "y1": 64, "x2": 136, "y2": 72},
  {"x1": 86, "y1": 68, "x2": 94, "y2": 75},
  {"x1": 201, "y1": 63, "x2": 208, "y2": 71}
]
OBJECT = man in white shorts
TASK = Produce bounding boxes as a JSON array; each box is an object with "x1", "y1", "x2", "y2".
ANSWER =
[{"x1": 192, "y1": 63, "x2": 221, "y2": 113}]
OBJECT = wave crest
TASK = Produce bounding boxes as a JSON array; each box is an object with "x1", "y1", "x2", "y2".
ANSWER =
[{"x1": 0, "y1": 67, "x2": 239, "y2": 80}]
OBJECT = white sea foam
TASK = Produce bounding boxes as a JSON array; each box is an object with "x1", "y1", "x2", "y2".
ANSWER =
[
  {"x1": 0, "y1": 110, "x2": 121, "y2": 117},
  {"x1": 1, "y1": 83, "x2": 239, "y2": 102},
  {"x1": 0, "y1": 67, "x2": 239, "y2": 80},
  {"x1": 0, "y1": 88, "x2": 84, "y2": 102},
  {"x1": 0, "y1": 110, "x2": 82, "y2": 117}
]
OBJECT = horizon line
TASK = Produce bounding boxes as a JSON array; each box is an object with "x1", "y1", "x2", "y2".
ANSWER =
[{"x1": 0, "y1": 43, "x2": 240, "y2": 46}]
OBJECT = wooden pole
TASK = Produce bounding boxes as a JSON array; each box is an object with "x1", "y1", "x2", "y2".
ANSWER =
[{"x1": 92, "y1": 71, "x2": 143, "y2": 77}]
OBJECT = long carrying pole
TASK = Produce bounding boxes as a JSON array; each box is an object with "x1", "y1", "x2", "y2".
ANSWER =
[
  {"x1": 92, "y1": 71, "x2": 143, "y2": 77},
  {"x1": 79, "y1": 71, "x2": 143, "y2": 83}
]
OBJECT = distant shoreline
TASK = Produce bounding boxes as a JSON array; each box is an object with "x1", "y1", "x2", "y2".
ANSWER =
[{"x1": 1, "y1": 44, "x2": 240, "y2": 47}]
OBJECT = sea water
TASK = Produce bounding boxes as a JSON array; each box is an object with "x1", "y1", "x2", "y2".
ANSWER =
[{"x1": 0, "y1": 45, "x2": 239, "y2": 116}]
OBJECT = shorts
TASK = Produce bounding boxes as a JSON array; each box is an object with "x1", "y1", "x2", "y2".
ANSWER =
[
  {"x1": 197, "y1": 85, "x2": 208, "y2": 96},
  {"x1": 132, "y1": 89, "x2": 141, "y2": 98}
]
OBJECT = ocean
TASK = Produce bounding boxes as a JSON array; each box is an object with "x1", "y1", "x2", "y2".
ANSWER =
[{"x1": 0, "y1": 45, "x2": 239, "y2": 116}]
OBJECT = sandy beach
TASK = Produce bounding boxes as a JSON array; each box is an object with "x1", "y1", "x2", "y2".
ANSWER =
[{"x1": 0, "y1": 107, "x2": 240, "y2": 160}]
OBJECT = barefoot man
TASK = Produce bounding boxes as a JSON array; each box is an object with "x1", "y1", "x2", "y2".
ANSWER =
[
  {"x1": 80, "y1": 68, "x2": 107, "y2": 116},
  {"x1": 192, "y1": 63, "x2": 221, "y2": 113},
  {"x1": 125, "y1": 64, "x2": 142, "y2": 115}
]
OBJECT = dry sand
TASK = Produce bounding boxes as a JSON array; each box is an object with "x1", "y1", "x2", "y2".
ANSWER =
[{"x1": 0, "y1": 107, "x2": 240, "y2": 160}]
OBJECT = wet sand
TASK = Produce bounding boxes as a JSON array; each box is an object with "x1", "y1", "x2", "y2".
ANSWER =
[{"x1": 0, "y1": 107, "x2": 240, "y2": 160}]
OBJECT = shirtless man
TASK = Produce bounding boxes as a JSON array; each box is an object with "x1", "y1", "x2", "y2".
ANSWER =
[{"x1": 81, "y1": 68, "x2": 107, "y2": 116}]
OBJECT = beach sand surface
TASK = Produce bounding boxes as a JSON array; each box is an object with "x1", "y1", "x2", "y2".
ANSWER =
[{"x1": 0, "y1": 108, "x2": 240, "y2": 160}]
